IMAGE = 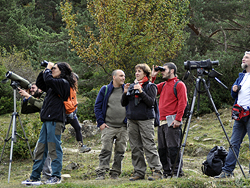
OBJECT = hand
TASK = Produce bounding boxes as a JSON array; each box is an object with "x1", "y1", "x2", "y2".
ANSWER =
[
  {"x1": 99, "y1": 123, "x2": 109, "y2": 131},
  {"x1": 133, "y1": 84, "x2": 143, "y2": 93},
  {"x1": 232, "y1": 85, "x2": 238, "y2": 92},
  {"x1": 171, "y1": 120, "x2": 181, "y2": 128},
  {"x1": 124, "y1": 83, "x2": 130, "y2": 93},
  {"x1": 47, "y1": 62, "x2": 54, "y2": 70},
  {"x1": 152, "y1": 65, "x2": 159, "y2": 78},
  {"x1": 19, "y1": 88, "x2": 31, "y2": 99}
]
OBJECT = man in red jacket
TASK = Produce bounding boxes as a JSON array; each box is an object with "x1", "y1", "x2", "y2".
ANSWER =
[{"x1": 152, "y1": 62, "x2": 187, "y2": 178}]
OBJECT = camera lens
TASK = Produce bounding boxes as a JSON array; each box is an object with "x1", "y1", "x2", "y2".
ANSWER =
[{"x1": 41, "y1": 60, "x2": 48, "y2": 67}]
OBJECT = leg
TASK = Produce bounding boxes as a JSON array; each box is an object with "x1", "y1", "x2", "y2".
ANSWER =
[
  {"x1": 95, "y1": 127, "x2": 116, "y2": 176},
  {"x1": 110, "y1": 126, "x2": 128, "y2": 175},
  {"x1": 222, "y1": 119, "x2": 247, "y2": 173},
  {"x1": 158, "y1": 124, "x2": 171, "y2": 176},
  {"x1": 30, "y1": 123, "x2": 48, "y2": 180},
  {"x1": 47, "y1": 121, "x2": 64, "y2": 179},
  {"x1": 128, "y1": 119, "x2": 147, "y2": 178}
]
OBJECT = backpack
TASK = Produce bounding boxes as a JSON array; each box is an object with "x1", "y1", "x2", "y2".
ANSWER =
[
  {"x1": 64, "y1": 87, "x2": 78, "y2": 114},
  {"x1": 162, "y1": 80, "x2": 190, "y2": 118},
  {"x1": 201, "y1": 146, "x2": 228, "y2": 177}
]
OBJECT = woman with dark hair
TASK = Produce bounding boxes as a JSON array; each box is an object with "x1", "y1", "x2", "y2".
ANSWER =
[
  {"x1": 121, "y1": 63, "x2": 163, "y2": 181},
  {"x1": 22, "y1": 62, "x2": 72, "y2": 185}
]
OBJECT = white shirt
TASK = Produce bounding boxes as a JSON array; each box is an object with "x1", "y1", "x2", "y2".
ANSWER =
[{"x1": 238, "y1": 73, "x2": 250, "y2": 110}]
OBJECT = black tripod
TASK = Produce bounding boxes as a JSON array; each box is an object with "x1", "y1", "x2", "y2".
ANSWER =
[
  {"x1": 0, "y1": 81, "x2": 34, "y2": 183},
  {"x1": 176, "y1": 68, "x2": 246, "y2": 178}
]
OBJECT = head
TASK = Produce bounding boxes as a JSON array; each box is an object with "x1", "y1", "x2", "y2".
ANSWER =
[
  {"x1": 135, "y1": 63, "x2": 152, "y2": 81},
  {"x1": 112, "y1": 69, "x2": 125, "y2": 87},
  {"x1": 241, "y1": 51, "x2": 250, "y2": 70},
  {"x1": 30, "y1": 82, "x2": 41, "y2": 98},
  {"x1": 161, "y1": 62, "x2": 177, "y2": 81}
]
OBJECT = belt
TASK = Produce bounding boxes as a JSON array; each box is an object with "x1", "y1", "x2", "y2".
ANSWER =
[{"x1": 160, "y1": 120, "x2": 168, "y2": 126}]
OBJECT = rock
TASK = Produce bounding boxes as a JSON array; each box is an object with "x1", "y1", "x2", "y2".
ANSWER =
[{"x1": 64, "y1": 162, "x2": 80, "y2": 170}]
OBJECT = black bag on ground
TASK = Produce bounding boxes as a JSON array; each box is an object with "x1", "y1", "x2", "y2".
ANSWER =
[{"x1": 201, "y1": 146, "x2": 228, "y2": 177}]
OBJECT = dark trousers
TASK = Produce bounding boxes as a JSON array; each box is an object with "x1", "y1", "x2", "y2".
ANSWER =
[
  {"x1": 66, "y1": 116, "x2": 83, "y2": 143},
  {"x1": 157, "y1": 124, "x2": 183, "y2": 175}
]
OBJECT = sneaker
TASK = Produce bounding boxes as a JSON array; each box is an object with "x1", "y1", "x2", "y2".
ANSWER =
[
  {"x1": 21, "y1": 178, "x2": 42, "y2": 185},
  {"x1": 45, "y1": 176, "x2": 61, "y2": 184},
  {"x1": 148, "y1": 170, "x2": 163, "y2": 181},
  {"x1": 79, "y1": 145, "x2": 91, "y2": 153},
  {"x1": 110, "y1": 173, "x2": 119, "y2": 180},
  {"x1": 214, "y1": 171, "x2": 234, "y2": 178},
  {"x1": 129, "y1": 175, "x2": 145, "y2": 181},
  {"x1": 95, "y1": 173, "x2": 105, "y2": 180},
  {"x1": 41, "y1": 175, "x2": 51, "y2": 182}
]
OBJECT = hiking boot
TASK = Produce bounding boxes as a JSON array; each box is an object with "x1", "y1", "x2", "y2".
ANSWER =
[
  {"x1": 79, "y1": 145, "x2": 91, "y2": 153},
  {"x1": 110, "y1": 173, "x2": 119, "y2": 180},
  {"x1": 129, "y1": 175, "x2": 144, "y2": 181},
  {"x1": 45, "y1": 176, "x2": 61, "y2": 184},
  {"x1": 21, "y1": 178, "x2": 42, "y2": 186},
  {"x1": 96, "y1": 173, "x2": 105, "y2": 180},
  {"x1": 214, "y1": 171, "x2": 234, "y2": 178},
  {"x1": 148, "y1": 170, "x2": 163, "y2": 181}
]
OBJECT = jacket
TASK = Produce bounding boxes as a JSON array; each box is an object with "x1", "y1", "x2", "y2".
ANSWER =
[
  {"x1": 21, "y1": 91, "x2": 46, "y2": 114},
  {"x1": 231, "y1": 70, "x2": 246, "y2": 105},
  {"x1": 121, "y1": 81, "x2": 157, "y2": 120},
  {"x1": 94, "y1": 81, "x2": 127, "y2": 127},
  {"x1": 36, "y1": 69, "x2": 70, "y2": 123}
]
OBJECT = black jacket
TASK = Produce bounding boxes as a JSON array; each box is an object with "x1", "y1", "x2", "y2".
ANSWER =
[
  {"x1": 36, "y1": 69, "x2": 70, "y2": 123},
  {"x1": 121, "y1": 81, "x2": 157, "y2": 120}
]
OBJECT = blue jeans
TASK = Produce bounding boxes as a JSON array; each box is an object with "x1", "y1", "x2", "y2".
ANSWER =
[
  {"x1": 30, "y1": 121, "x2": 63, "y2": 180},
  {"x1": 222, "y1": 116, "x2": 250, "y2": 173}
]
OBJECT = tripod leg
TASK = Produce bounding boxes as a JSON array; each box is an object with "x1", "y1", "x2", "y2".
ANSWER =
[
  {"x1": 0, "y1": 115, "x2": 14, "y2": 163},
  {"x1": 17, "y1": 114, "x2": 34, "y2": 161},
  {"x1": 8, "y1": 114, "x2": 17, "y2": 183},
  {"x1": 202, "y1": 78, "x2": 246, "y2": 178},
  {"x1": 176, "y1": 78, "x2": 199, "y2": 177}
]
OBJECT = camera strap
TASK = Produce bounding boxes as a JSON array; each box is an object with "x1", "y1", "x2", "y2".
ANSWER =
[{"x1": 232, "y1": 104, "x2": 250, "y2": 121}]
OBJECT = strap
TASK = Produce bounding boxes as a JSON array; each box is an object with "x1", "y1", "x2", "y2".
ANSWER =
[
  {"x1": 104, "y1": 85, "x2": 108, "y2": 97},
  {"x1": 174, "y1": 80, "x2": 181, "y2": 98}
]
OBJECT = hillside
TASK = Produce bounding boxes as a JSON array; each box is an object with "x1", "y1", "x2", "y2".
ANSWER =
[{"x1": 0, "y1": 108, "x2": 250, "y2": 187}]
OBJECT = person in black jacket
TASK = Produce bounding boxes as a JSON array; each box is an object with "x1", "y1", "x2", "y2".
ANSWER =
[
  {"x1": 121, "y1": 63, "x2": 163, "y2": 181},
  {"x1": 22, "y1": 62, "x2": 73, "y2": 186}
]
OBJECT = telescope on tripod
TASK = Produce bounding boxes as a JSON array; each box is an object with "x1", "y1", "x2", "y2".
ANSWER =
[
  {"x1": 0, "y1": 71, "x2": 34, "y2": 183},
  {"x1": 174, "y1": 59, "x2": 246, "y2": 178}
]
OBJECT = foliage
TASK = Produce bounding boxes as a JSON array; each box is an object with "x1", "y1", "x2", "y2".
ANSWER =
[{"x1": 60, "y1": 0, "x2": 190, "y2": 80}]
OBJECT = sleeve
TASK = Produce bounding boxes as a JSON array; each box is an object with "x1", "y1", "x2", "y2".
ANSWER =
[
  {"x1": 121, "y1": 92, "x2": 129, "y2": 107},
  {"x1": 94, "y1": 86, "x2": 106, "y2": 127},
  {"x1": 175, "y1": 81, "x2": 187, "y2": 122},
  {"x1": 21, "y1": 100, "x2": 40, "y2": 114},
  {"x1": 28, "y1": 92, "x2": 46, "y2": 110},
  {"x1": 36, "y1": 71, "x2": 47, "y2": 92},
  {"x1": 140, "y1": 84, "x2": 157, "y2": 107},
  {"x1": 231, "y1": 78, "x2": 239, "y2": 99}
]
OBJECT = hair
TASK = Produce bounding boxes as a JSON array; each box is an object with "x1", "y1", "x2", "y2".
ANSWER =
[
  {"x1": 112, "y1": 69, "x2": 123, "y2": 77},
  {"x1": 135, "y1": 63, "x2": 152, "y2": 80},
  {"x1": 56, "y1": 62, "x2": 78, "y2": 91},
  {"x1": 31, "y1": 82, "x2": 36, "y2": 85},
  {"x1": 163, "y1": 62, "x2": 177, "y2": 76},
  {"x1": 245, "y1": 51, "x2": 250, "y2": 56}
]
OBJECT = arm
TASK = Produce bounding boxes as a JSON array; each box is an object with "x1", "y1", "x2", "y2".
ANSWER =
[
  {"x1": 139, "y1": 84, "x2": 157, "y2": 107},
  {"x1": 121, "y1": 83, "x2": 130, "y2": 107},
  {"x1": 94, "y1": 86, "x2": 106, "y2": 127},
  {"x1": 175, "y1": 82, "x2": 187, "y2": 122}
]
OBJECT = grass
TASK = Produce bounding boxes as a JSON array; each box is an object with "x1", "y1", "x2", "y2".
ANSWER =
[{"x1": 0, "y1": 108, "x2": 250, "y2": 187}]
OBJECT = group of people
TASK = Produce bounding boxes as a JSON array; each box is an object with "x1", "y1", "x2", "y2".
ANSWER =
[
  {"x1": 94, "y1": 63, "x2": 187, "y2": 181},
  {"x1": 20, "y1": 50, "x2": 250, "y2": 185}
]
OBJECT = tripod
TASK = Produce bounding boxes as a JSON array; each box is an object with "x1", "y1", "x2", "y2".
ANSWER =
[
  {"x1": 0, "y1": 81, "x2": 34, "y2": 183},
  {"x1": 176, "y1": 68, "x2": 246, "y2": 178}
]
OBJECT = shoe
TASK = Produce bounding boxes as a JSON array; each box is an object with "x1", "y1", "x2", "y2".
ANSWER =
[
  {"x1": 214, "y1": 171, "x2": 234, "y2": 178},
  {"x1": 129, "y1": 175, "x2": 144, "y2": 181},
  {"x1": 41, "y1": 175, "x2": 51, "y2": 182},
  {"x1": 79, "y1": 145, "x2": 91, "y2": 153},
  {"x1": 45, "y1": 176, "x2": 61, "y2": 184},
  {"x1": 21, "y1": 178, "x2": 42, "y2": 185},
  {"x1": 110, "y1": 173, "x2": 119, "y2": 179},
  {"x1": 96, "y1": 173, "x2": 105, "y2": 180},
  {"x1": 148, "y1": 170, "x2": 163, "y2": 181}
]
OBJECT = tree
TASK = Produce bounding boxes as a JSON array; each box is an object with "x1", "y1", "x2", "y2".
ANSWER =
[{"x1": 60, "y1": 0, "x2": 190, "y2": 79}]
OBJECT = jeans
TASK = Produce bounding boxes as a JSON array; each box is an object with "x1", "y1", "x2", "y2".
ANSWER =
[
  {"x1": 30, "y1": 121, "x2": 64, "y2": 180},
  {"x1": 222, "y1": 116, "x2": 250, "y2": 173}
]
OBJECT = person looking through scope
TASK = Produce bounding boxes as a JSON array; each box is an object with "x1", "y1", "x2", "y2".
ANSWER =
[
  {"x1": 152, "y1": 62, "x2": 187, "y2": 178},
  {"x1": 215, "y1": 51, "x2": 250, "y2": 178}
]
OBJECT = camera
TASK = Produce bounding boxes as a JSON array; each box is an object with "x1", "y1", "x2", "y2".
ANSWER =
[
  {"x1": 154, "y1": 66, "x2": 165, "y2": 72},
  {"x1": 41, "y1": 60, "x2": 48, "y2": 67},
  {"x1": 184, "y1": 59, "x2": 219, "y2": 70},
  {"x1": 5, "y1": 71, "x2": 31, "y2": 89},
  {"x1": 126, "y1": 83, "x2": 140, "y2": 96}
]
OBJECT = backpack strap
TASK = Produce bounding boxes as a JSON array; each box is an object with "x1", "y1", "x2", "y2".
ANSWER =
[
  {"x1": 104, "y1": 85, "x2": 108, "y2": 97},
  {"x1": 173, "y1": 80, "x2": 181, "y2": 98}
]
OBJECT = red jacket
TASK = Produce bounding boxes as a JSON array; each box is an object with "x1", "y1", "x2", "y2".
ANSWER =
[{"x1": 152, "y1": 77, "x2": 187, "y2": 122}]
